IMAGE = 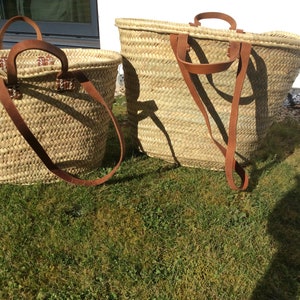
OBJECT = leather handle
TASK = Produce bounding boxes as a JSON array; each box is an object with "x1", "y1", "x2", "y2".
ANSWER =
[
  {"x1": 6, "y1": 39, "x2": 69, "y2": 85},
  {"x1": 190, "y1": 12, "x2": 237, "y2": 30},
  {"x1": 0, "y1": 39, "x2": 125, "y2": 186},
  {"x1": 0, "y1": 16, "x2": 42, "y2": 49},
  {"x1": 189, "y1": 12, "x2": 243, "y2": 65}
]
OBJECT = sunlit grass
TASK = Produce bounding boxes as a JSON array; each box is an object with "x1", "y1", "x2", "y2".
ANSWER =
[{"x1": 0, "y1": 97, "x2": 299, "y2": 299}]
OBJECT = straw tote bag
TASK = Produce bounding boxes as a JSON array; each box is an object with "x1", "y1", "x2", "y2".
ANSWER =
[
  {"x1": 0, "y1": 16, "x2": 125, "y2": 186},
  {"x1": 116, "y1": 12, "x2": 300, "y2": 190}
]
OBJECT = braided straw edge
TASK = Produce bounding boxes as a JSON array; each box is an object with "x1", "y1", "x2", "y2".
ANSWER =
[
  {"x1": 115, "y1": 18, "x2": 300, "y2": 51},
  {"x1": 1, "y1": 49, "x2": 122, "y2": 78}
]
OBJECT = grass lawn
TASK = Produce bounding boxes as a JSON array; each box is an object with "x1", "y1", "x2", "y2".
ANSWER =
[{"x1": 0, "y1": 96, "x2": 299, "y2": 299}]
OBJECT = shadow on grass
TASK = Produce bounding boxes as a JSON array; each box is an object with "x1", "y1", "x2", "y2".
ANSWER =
[
  {"x1": 251, "y1": 174, "x2": 300, "y2": 299},
  {"x1": 101, "y1": 105, "x2": 180, "y2": 184},
  {"x1": 247, "y1": 119, "x2": 300, "y2": 191}
]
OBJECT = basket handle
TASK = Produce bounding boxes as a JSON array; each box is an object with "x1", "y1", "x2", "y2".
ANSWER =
[
  {"x1": 170, "y1": 33, "x2": 252, "y2": 191},
  {"x1": 0, "y1": 39, "x2": 125, "y2": 186},
  {"x1": 190, "y1": 12, "x2": 237, "y2": 30},
  {"x1": 189, "y1": 12, "x2": 243, "y2": 68},
  {"x1": 5, "y1": 39, "x2": 69, "y2": 86},
  {"x1": 0, "y1": 16, "x2": 43, "y2": 49}
]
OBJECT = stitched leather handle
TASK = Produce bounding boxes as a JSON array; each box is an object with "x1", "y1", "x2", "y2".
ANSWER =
[
  {"x1": 170, "y1": 33, "x2": 252, "y2": 191},
  {"x1": 0, "y1": 39, "x2": 125, "y2": 186},
  {"x1": 0, "y1": 16, "x2": 42, "y2": 49},
  {"x1": 190, "y1": 12, "x2": 237, "y2": 30}
]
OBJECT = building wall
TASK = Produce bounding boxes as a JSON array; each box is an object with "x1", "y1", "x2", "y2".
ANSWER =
[{"x1": 98, "y1": 0, "x2": 300, "y2": 87}]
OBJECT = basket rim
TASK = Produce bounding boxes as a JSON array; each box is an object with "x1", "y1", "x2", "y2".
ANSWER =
[
  {"x1": 63, "y1": 48, "x2": 122, "y2": 67},
  {"x1": 115, "y1": 18, "x2": 300, "y2": 50},
  {"x1": 0, "y1": 48, "x2": 122, "y2": 78}
]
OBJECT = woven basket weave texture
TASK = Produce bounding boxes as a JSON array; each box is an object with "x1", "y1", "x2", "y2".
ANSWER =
[
  {"x1": 0, "y1": 48, "x2": 121, "y2": 184},
  {"x1": 116, "y1": 18, "x2": 300, "y2": 170}
]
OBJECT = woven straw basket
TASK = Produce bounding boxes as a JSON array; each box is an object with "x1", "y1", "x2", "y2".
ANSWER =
[
  {"x1": 116, "y1": 15, "x2": 300, "y2": 181},
  {"x1": 0, "y1": 46, "x2": 121, "y2": 184}
]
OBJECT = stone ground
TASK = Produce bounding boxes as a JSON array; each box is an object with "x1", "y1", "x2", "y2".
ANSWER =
[
  {"x1": 277, "y1": 88, "x2": 300, "y2": 122},
  {"x1": 277, "y1": 105, "x2": 300, "y2": 122}
]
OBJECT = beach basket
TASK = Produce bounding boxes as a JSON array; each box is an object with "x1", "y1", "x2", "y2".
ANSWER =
[
  {"x1": 0, "y1": 17, "x2": 124, "y2": 185},
  {"x1": 116, "y1": 12, "x2": 300, "y2": 190}
]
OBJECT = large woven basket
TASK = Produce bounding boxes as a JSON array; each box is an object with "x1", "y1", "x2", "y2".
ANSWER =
[
  {"x1": 0, "y1": 47, "x2": 121, "y2": 184},
  {"x1": 116, "y1": 16, "x2": 300, "y2": 175}
]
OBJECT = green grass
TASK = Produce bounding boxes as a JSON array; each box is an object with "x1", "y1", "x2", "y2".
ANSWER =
[{"x1": 0, "y1": 96, "x2": 299, "y2": 299}]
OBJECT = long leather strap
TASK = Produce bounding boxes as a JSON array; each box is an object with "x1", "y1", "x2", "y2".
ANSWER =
[
  {"x1": 0, "y1": 75, "x2": 125, "y2": 186},
  {"x1": 0, "y1": 40, "x2": 125, "y2": 186},
  {"x1": 170, "y1": 34, "x2": 252, "y2": 190}
]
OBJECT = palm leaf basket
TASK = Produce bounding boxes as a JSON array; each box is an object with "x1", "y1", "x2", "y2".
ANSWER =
[
  {"x1": 116, "y1": 15, "x2": 300, "y2": 179},
  {"x1": 0, "y1": 47, "x2": 121, "y2": 184}
]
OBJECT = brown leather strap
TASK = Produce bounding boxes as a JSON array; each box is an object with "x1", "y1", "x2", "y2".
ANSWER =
[
  {"x1": 225, "y1": 42, "x2": 252, "y2": 191},
  {"x1": 0, "y1": 16, "x2": 42, "y2": 49},
  {"x1": 170, "y1": 34, "x2": 252, "y2": 190},
  {"x1": 0, "y1": 40, "x2": 125, "y2": 186}
]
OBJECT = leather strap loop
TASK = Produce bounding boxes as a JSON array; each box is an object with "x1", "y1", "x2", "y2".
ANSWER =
[
  {"x1": 170, "y1": 34, "x2": 251, "y2": 190},
  {"x1": 0, "y1": 40, "x2": 125, "y2": 186},
  {"x1": 0, "y1": 16, "x2": 42, "y2": 49},
  {"x1": 175, "y1": 34, "x2": 241, "y2": 74}
]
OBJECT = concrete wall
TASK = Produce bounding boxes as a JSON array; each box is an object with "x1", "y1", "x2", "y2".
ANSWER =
[{"x1": 98, "y1": 0, "x2": 300, "y2": 87}]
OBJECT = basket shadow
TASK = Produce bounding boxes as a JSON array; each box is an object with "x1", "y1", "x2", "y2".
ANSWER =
[
  {"x1": 121, "y1": 57, "x2": 180, "y2": 165},
  {"x1": 188, "y1": 37, "x2": 269, "y2": 159}
]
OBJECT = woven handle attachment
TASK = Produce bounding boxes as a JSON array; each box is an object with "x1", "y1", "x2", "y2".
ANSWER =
[
  {"x1": 170, "y1": 33, "x2": 252, "y2": 191},
  {"x1": 0, "y1": 16, "x2": 43, "y2": 49},
  {"x1": 0, "y1": 39, "x2": 125, "y2": 186}
]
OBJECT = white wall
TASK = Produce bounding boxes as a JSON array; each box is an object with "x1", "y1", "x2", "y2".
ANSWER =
[{"x1": 98, "y1": 0, "x2": 300, "y2": 87}]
